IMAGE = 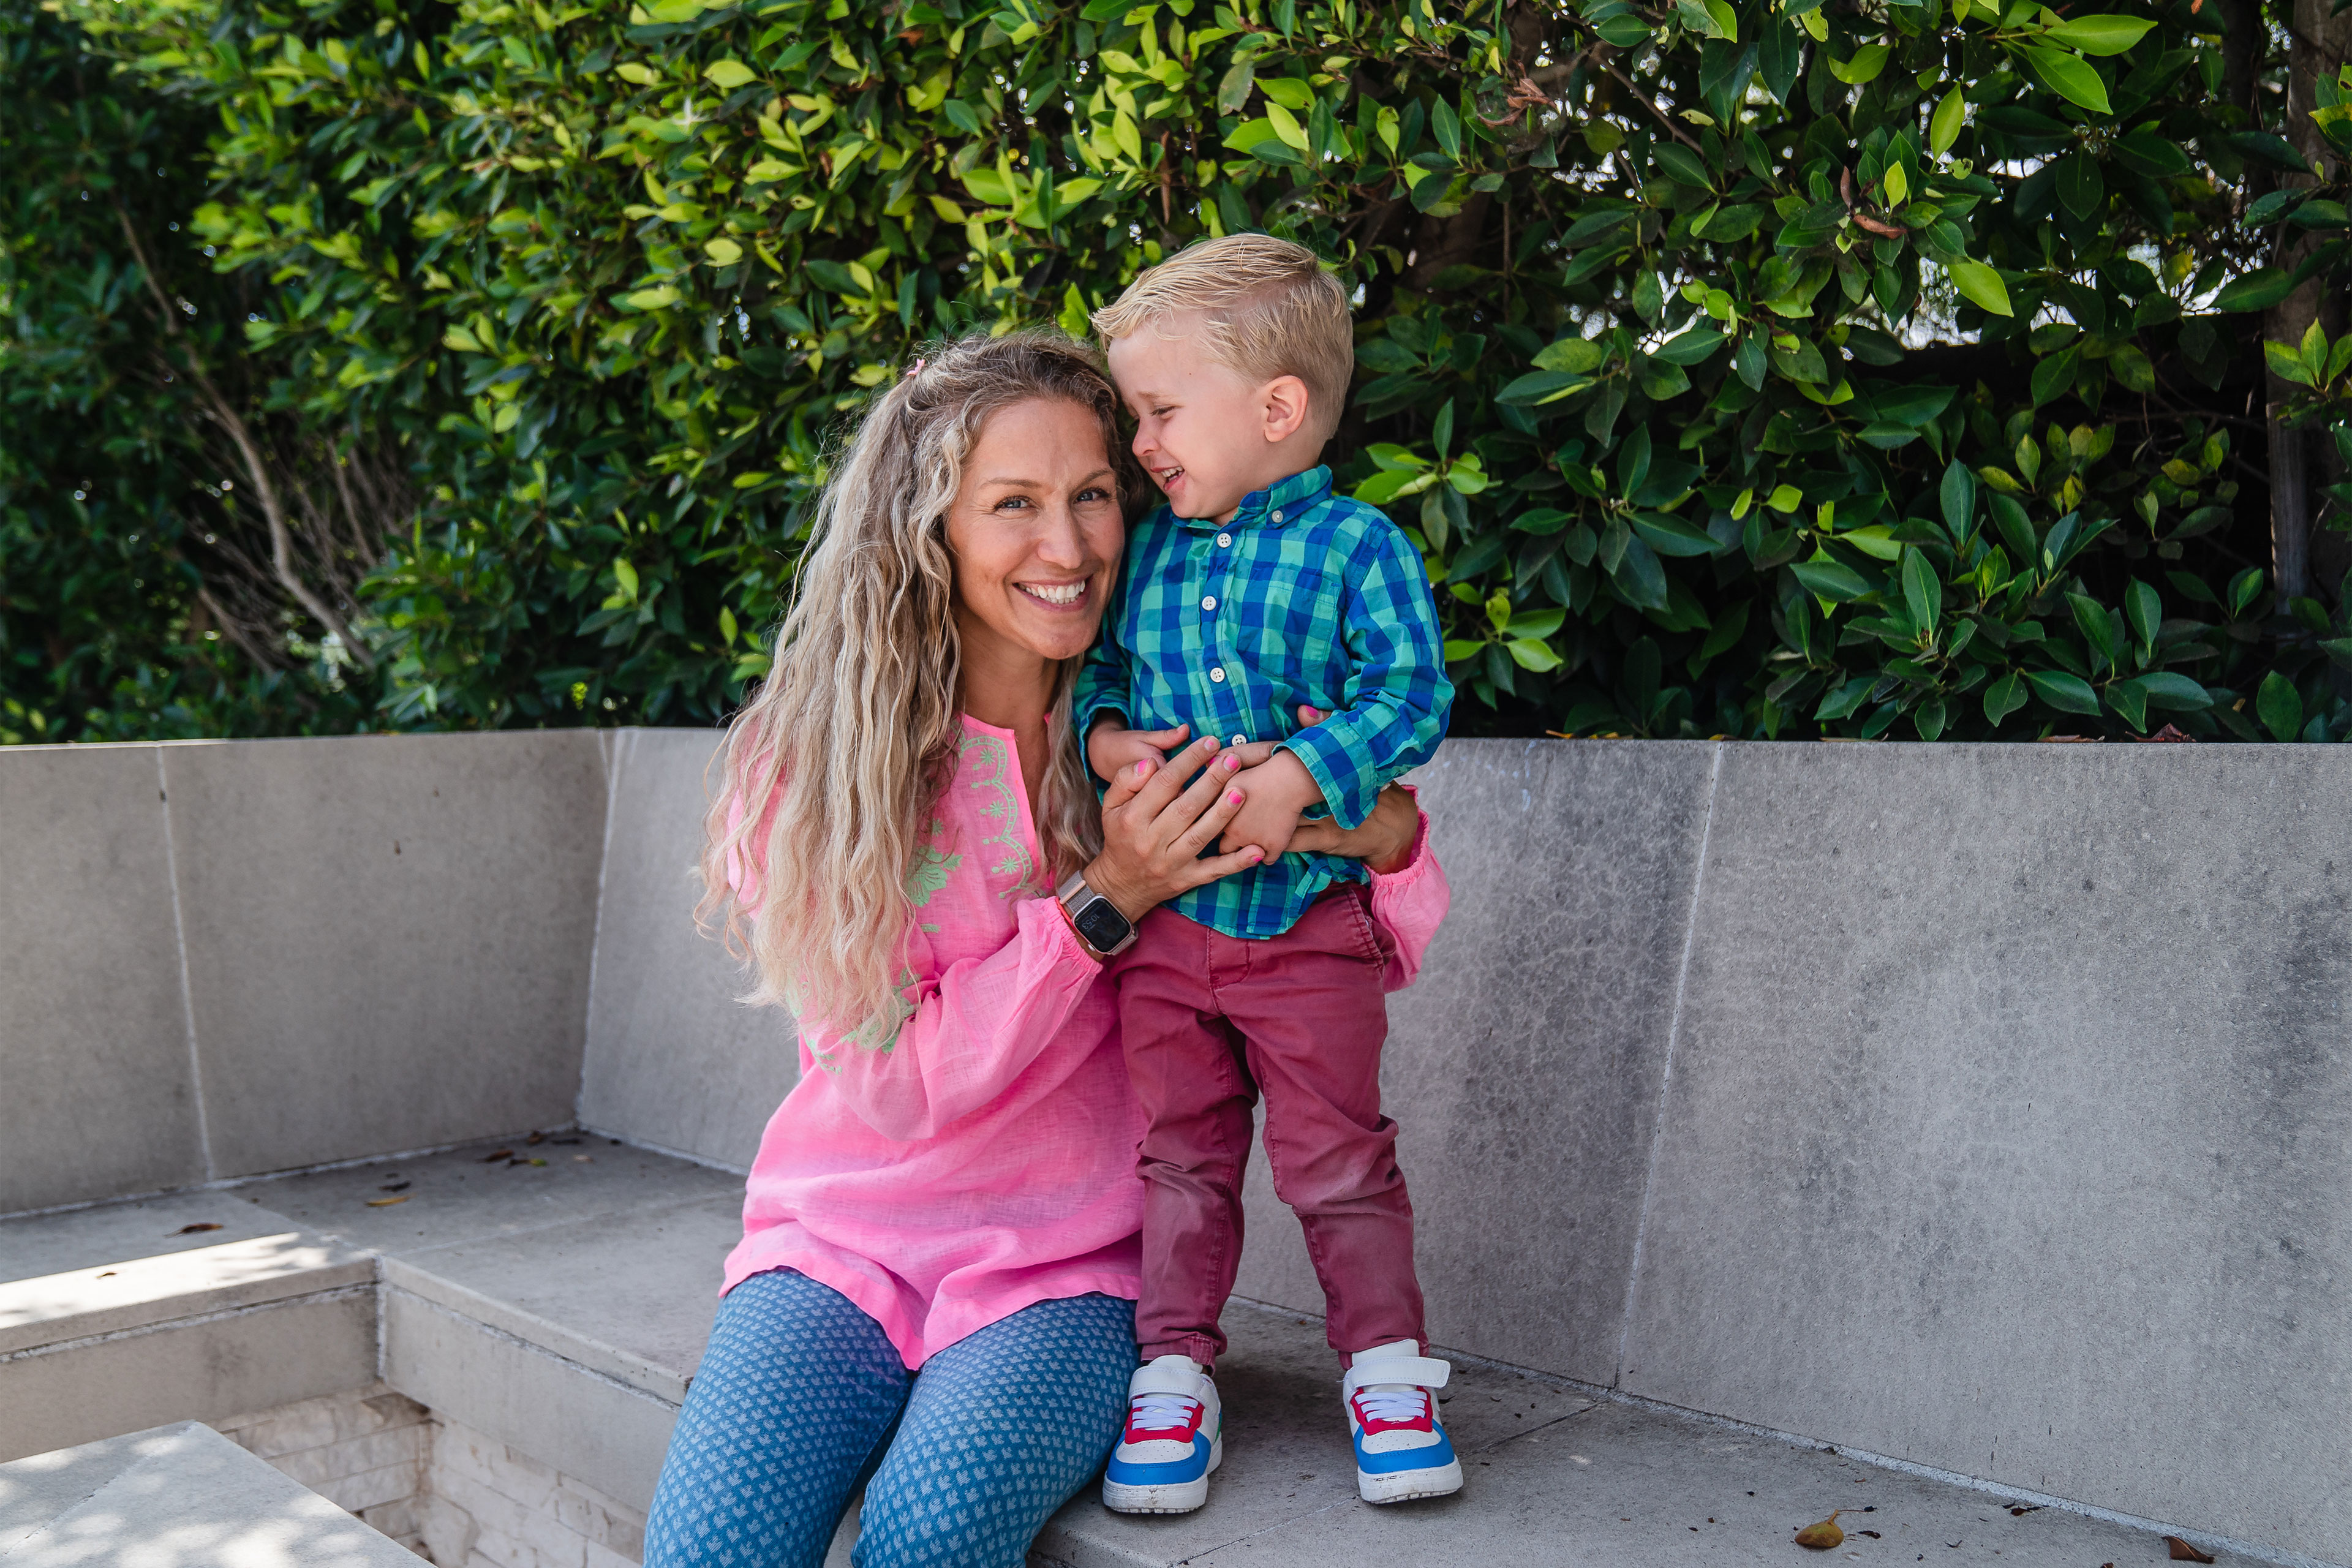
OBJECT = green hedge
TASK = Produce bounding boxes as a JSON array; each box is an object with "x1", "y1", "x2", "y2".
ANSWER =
[{"x1": 11, "y1": 0, "x2": 2352, "y2": 743}]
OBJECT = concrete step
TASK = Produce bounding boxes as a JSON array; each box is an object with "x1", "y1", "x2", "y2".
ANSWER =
[
  {"x1": 1035, "y1": 1302, "x2": 2263, "y2": 1568},
  {"x1": 0, "y1": 1420, "x2": 418, "y2": 1566}
]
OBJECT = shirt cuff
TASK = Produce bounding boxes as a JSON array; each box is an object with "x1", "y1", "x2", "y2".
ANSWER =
[{"x1": 1277, "y1": 725, "x2": 1373, "y2": 831}]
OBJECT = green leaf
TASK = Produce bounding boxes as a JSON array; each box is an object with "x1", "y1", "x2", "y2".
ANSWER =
[
  {"x1": 2106, "y1": 677, "x2": 2148, "y2": 733},
  {"x1": 1216, "y1": 59, "x2": 1256, "y2": 116},
  {"x1": 2019, "y1": 45, "x2": 2111, "y2": 115},
  {"x1": 1901, "y1": 549, "x2": 1941, "y2": 636},
  {"x1": 2024, "y1": 668, "x2": 2103, "y2": 715},
  {"x1": 703, "y1": 59, "x2": 757, "y2": 90},
  {"x1": 1941, "y1": 461, "x2": 1977, "y2": 538},
  {"x1": 2257, "y1": 669, "x2": 2304, "y2": 741},
  {"x1": 1495, "y1": 370, "x2": 1592, "y2": 405},
  {"x1": 2124, "y1": 579, "x2": 2161, "y2": 657},
  {"x1": 2030, "y1": 347, "x2": 2080, "y2": 406},
  {"x1": 2067, "y1": 592, "x2": 2119, "y2": 666},
  {"x1": 1608, "y1": 533, "x2": 1671, "y2": 609},
  {"x1": 1828, "y1": 44, "x2": 1889, "y2": 85},
  {"x1": 1929, "y1": 87, "x2": 1966, "y2": 154},
  {"x1": 2265, "y1": 341, "x2": 2318, "y2": 386},
  {"x1": 1943, "y1": 258, "x2": 2013, "y2": 317},
  {"x1": 1789, "y1": 557, "x2": 1872, "y2": 601},
  {"x1": 1533, "y1": 337, "x2": 1607, "y2": 374},
  {"x1": 2214, "y1": 267, "x2": 2296, "y2": 313},
  {"x1": 1507, "y1": 637, "x2": 1565, "y2": 671},
  {"x1": 1630, "y1": 511, "x2": 1720, "y2": 556},
  {"x1": 2041, "y1": 13, "x2": 2156, "y2": 55},
  {"x1": 1983, "y1": 670, "x2": 2028, "y2": 725},
  {"x1": 1430, "y1": 96, "x2": 1462, "y2": 162},
  {"x1": 1654, "y1": 326, "x2": 1726, "y2": 364},
  {"x1": 2138, "y1": 671, "x2": 2214, "y2": 710},
  {"x1": 1652, "y1": 143, "x2": 1714, "y2": 191}
]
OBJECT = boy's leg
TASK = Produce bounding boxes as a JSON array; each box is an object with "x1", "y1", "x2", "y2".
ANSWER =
[
  {"x1": 641, "y1": 1268, "x2": 913, "y2": 1568},
  {"x1": 1115, "y1": 906, "x2": 1259, "y2": 1369},
  {"x1": 854, "y1": 1293, "x2": 1137, "y2": 1568},
  {"x1": 1218, "y1": 886, "x2": 1427, "y2": 1361}
]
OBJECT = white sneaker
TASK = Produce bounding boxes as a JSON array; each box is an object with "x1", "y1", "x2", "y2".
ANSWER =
[
  {"x1": 1102, "y1": 1354, "x2": 1223, "y2": 1514},
  {"x1": 1343, "y1": 1340, "x2": 1463, "y2": 1503}
]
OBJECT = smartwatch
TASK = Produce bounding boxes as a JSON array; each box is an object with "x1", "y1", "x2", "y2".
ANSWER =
[{"x1": 1057, "y1": 871, "x2": 1138, "y2": 959}]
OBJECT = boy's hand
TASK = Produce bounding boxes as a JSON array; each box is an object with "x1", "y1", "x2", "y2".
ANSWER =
[
  {"x1": 1218, "y1": 749, "x2": 1327, "y2": 860},
  {"x1": 1087, "y1": 720, "x2": 1190, "y2": 785}
]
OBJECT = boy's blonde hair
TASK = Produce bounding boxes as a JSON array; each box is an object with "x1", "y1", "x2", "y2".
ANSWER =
[{"x1": 1091, "y1": 234, "x2": 1353, "y2": 442}]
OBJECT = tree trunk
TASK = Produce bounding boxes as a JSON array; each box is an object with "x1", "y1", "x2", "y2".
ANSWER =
[{"x1": 2263, "y1": 0, "x2": 2352, "y2": 609}]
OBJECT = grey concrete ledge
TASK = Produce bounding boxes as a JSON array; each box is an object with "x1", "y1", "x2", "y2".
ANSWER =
[{"x1": 0, "y1": 1421, "x2": 418, "y2": 1567}]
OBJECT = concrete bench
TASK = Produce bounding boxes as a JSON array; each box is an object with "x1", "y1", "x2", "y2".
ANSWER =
[
  {"x1": 5, "y1": 729, "x2": 2348, "y2": 1565},
  {"x1": 1, "y1": 1138, "x2": 2258, "y2": 1567}
]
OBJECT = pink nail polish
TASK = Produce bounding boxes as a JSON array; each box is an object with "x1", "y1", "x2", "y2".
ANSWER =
[{"x1": 1227, "y1": 789, "x2": 1243, "y2": 805}]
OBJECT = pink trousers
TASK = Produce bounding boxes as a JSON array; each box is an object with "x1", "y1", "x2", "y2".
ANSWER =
[{"x1": 1115, "y1": 886, "x2": 1427, "y2": 1370}]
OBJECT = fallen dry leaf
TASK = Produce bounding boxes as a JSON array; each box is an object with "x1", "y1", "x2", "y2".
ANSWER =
[
  {"x1": 96, "y1": 1271, "x2": 116, "y2": 1279},
  {"x1": 2165, "y1": 1539, "x2": 2215, "y2": 1564},
  {"x1": 2139, "y1": 725, "x2": 2196, "y2": 744},
  {"x1": 380, "y1": 1181, "x2": 411, "y2": 1193},
  {"x1": 1858, "y1": 1530, "x2": 1882, "y2": 1539},
  {"x1": 481, "y1": 1148, "x2": 514, "y2": 1162},
  {"x1": 366, "y1": 1195, "x2": 410, "y2": 1208},
  {"x1": 526, "y1": 1131, "x2": 545, "y2": 1146},
  {"x1": 1795, "y1": 1512, "x2": 1848, "y2": 1550},
  {"x1": 172, "y1": 1223, "x2": 223, "y2": 1235}
]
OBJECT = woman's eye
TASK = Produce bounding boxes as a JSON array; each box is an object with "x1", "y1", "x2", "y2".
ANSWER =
[
  {"x1": 996, "y1": 495, "x2": 1033, "y2": 511},
  {"x1": 1076, "y1": 486, "x2": 1111, "y2": 504}
]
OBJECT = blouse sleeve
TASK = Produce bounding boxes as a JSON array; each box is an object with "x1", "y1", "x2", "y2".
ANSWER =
[
  {"x1": 1365, "y1": 790, "x2": 1450, "y2": 994},
  {"x1": 725, "y1": 783, "x2": 1105, "y2": 1142},
  {"x1": 799, "y1": 897, "x2": 1105, "y2": 1142}
]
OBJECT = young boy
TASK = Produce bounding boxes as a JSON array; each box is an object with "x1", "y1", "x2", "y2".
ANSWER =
[{"x1": 1068, "y1": 234, "x2": 1458, "y2": 1512}]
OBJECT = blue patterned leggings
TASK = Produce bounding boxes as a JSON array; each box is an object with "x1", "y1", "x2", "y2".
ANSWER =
[{"x1": 641, "y1": 1269, "x2": 1137, "y2": 1568}]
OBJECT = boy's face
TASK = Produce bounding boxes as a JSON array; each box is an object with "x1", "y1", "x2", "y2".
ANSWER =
[{"x1": 1107, "y1": 317, "x2": 1317, "y2": 524}]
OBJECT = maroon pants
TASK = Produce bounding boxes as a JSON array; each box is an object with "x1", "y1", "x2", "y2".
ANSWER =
[{"x1": 1115, "y1": 886, "x2": 1426, "y2": 1369}]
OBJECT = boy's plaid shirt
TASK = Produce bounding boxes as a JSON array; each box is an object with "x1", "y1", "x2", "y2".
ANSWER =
[{"x1": 1075, "y1": 464, "x2": 1453, "y2": 940}]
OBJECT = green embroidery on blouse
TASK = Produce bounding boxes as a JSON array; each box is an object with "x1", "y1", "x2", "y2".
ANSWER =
[
  {"x1": 959, "y1": 733, "x2": 1046, "y2": 900},
  {"x1": 907, "y1": 816, "x2": 964, "y2": 908}
]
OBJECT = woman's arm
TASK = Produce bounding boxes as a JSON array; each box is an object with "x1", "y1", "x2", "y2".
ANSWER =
[
  {"x1": 799, "y1": 900, "x2": 1104, "y2": 1141},
  {"x1": 755, "y1": 733, "x2": 1267, "y2": 1140}
]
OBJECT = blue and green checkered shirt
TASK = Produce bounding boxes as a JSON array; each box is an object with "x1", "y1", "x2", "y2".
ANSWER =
[{"x1": 1075, "y1": 465, "x2": 1453, "y2": 939}]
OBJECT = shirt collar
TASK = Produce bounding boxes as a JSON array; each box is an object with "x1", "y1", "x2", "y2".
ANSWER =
[{"x1": 1177, "y1": 466, "x2": 1331, "y2": 532}]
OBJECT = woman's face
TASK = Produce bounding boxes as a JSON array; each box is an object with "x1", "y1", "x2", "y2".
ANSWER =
[{"x1": 944, "y1": 396, "x2": 1124, "y2": 668}]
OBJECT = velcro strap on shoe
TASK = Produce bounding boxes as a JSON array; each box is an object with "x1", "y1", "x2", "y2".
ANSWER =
[
  {"x1": 1343, "y1": 1355, "x2": 1450, "y2": 1397},
  {"x1": 1131, "y1": 1360, "x2": 1206, "y2": 1397}
]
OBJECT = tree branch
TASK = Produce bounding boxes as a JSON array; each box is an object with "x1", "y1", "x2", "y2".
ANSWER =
[{"x1": 115, "y1": 203, "x2": 377, "y2": 669}]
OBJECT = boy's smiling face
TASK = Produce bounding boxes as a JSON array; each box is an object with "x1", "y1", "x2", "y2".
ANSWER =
[{"x1": 1107, "y1": 314, "x2": 1320, "y2": 524}]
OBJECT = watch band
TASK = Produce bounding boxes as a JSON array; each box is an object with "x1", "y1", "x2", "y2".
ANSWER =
[{"x1": 1057, "y1": 871, "x2": 1139, "y2": 959}]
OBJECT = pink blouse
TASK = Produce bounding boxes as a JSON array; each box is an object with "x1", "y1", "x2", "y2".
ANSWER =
[{"x1": 722, "y1": 714, "x2": 1450, "y2": 1368}]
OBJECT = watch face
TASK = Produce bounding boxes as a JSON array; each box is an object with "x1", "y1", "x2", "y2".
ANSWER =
[{"x1": 1072, "y1": 896, "x2": 1133, "y2": 951}]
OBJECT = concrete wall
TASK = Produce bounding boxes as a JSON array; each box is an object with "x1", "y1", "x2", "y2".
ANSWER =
[
  {"x1": 7, "y1": 731, "x2": 2350, "y2": 1562},
  {"x1": 0, "y1": 733, "x2": 607, "y2": 1213}
]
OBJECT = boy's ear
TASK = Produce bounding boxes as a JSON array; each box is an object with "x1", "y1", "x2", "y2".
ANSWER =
[{"x1": 1259, "y1": 375, "x2": 1311, "y2": 444}]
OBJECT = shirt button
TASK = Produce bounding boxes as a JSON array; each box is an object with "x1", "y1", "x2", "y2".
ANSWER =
[
  {"x1": 1201, "y1": 595, "x2": 1217, "y2": 611},
  {"x1": 1270, "y1": 509, "x2": 1283, "y2": 523},
  {"x1": 1216, "y1": 532, "x2": 1232, "y2": 548},
  {"x1": 1230, "y1": 734, "x2": 1246, "y2": 746},
  {"x1": 1209, "y1": 668, "x2": 1226, "y2": 684}
]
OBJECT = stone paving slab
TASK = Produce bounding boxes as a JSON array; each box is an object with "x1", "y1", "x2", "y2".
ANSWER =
[
  {"x1": 1033, "y1": 1302, "x2": 2262, "y2": 1568},
  {"x1": 0, "y1": 1421, "x2": 417, "y2": 1566}
]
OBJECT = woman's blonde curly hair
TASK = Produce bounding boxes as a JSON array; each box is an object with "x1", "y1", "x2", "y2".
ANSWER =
[{"x1": 699, "y1": 330, "x2": 1130, "y2": 1047}]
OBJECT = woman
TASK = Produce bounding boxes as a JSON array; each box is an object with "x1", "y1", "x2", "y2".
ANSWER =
[{"x1": 643, "y1": 331, "x2": 1449, "y2": 1568}]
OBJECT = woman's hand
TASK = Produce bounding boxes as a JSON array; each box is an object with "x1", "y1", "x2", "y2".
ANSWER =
[
  {"x1": 1288, "y1": 782, "x2": 1420, "y2": 875},
  {"x1": 1084, "y1": 736, "x2": 1264, "y2": 921}
]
